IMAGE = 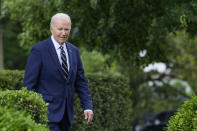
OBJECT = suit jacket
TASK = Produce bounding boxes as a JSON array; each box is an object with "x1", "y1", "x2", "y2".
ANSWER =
[{"x1": 23, "y1": 37, "x2": 93, "y2": 124}]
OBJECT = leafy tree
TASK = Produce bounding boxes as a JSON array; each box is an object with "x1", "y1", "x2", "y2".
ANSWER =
[
  {"x1": 80, "y1": 49, "x2": 121, "y2": 76},
  {"x1": 1, "y1": 17, "x2": 28, "y2": 69},
  {"x1": 2, "y1": 0, "x2": 197, "y2": 129},
  {"x1": 131, "y1": 30, "x2": 197, "y2": 129},
  {"x1": 166, "y1": 31, "x2": 197, "y2": 95},
  {"x1": 3, "y1": 0, "x2": 196, "y2": 64},
  {"x1": 2, "y1": 0, "x2": 197, "y2": 68}
]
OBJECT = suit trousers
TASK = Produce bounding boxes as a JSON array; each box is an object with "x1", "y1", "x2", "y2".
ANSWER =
[{"x1": 48, "y1": 106, "x2": 71, "y2": 131}]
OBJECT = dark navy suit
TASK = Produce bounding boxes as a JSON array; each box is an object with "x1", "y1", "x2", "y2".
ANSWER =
[{"x1": 23, "y1": 37, "x2": 93, "y2": 130}]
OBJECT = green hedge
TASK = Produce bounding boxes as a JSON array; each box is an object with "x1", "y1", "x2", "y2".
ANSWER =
[
  {"x1": 0, "y1": 70, "x2": 24, "y2": 90},
  {"x1": 0, "y1": 88, "x2": 48, "y2": 124},
  {"x1": 0, "y1": 70, "x2": 133, "y2": 130},
  {"x1": 0, "y1": 106, "x2": 49, "y2": 131},
  {"x1": 72, "y1": 73, "x2": 133, "y2": 131},
  {"x1": 166, "y1": 96, "x2": 197, "y2": 131},
  {"x1": 0, "y1": 75, "x2": 12, "y2": 90}
]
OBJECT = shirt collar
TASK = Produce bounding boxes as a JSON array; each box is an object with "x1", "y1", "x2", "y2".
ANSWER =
[{"x1": 51, "y1": 35, "x2": 66, "y2": 50}]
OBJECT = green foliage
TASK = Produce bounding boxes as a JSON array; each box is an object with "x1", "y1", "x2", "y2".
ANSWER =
[
  {"x1": 0, "y1": 106, "x2": 49, "y2": 131},
  {"x1": 80, "y1": 49, "x2": 121, "y2": 76},
  {"x1": 72, "y1": 73, "x2": 133, "y2": 131},
  {"x1": 1, "y1": 17, "x2": 28, "y2": 69},
  {"x1": 0, "y1": 70, "x2": 133, "y2": 130},
  {"x1": 0, "y1": 88, "x2": 48, "y2": 124},
  {"x1": 0, "y1": 70, "x2": 24, "y2": 90},
  {"x1": 170, "y1": 79, "x2": 194, "y2": 97},
  {"x1": 137, "y1": 82, "x2": 185, "y2": 112},
  {"x1": 166, "y1": 96, "x2": 197, "y2": 131},
  {"x1": 2, "y1": 0, "x2": 60, "y2": 51},
  {"x1": 166, "y1": 31, "x2": 197, "y2": 95},
  {"x1": 0, "y1": 75, "x2": 12, "y2": 90},
  {"x1": 0, "y1": 70, "x2": 49, "y2": 129},
  {"x1": 4, "y1": 0, "x2": 197, "y2": 66},
  {"x1": 81, "y1": 50, "x2": 106, "y2": 73},
  {"x1": 3, "y1": 0, "x2": 197, "y2": 129}
]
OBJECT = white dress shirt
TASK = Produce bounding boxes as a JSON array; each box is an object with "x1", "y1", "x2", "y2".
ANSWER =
[{"x1": 51, "y1": 35, "x2": 69, "y2": 71}]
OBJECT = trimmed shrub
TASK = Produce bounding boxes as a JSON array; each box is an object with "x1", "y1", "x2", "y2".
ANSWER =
[
  {"x1": 0, "y1": 70, "x2": 133, "y2": 130},
  {"x1": 0, "y1": 75, "x2": 12, "y2": 90},
  {"x1": 0, "y1": 106, "x2": 49, "y2": 131},
  {"x1": 166, "y1": 95, "x2": 197, "y2": 131},
  {"x1": 72, "y1": 73, "x2": 133, "y2": 131},
  {"x1": 0, "y1": 70, "x2": 24, "y2": 90},
  {"x1": 0, "y1": 88, "x2": 48, "y2": 124}
]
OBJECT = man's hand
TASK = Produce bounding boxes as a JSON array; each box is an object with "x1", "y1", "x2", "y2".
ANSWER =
[{"x1": 84, "y1": 110, "x2": 93, "y2": 124}]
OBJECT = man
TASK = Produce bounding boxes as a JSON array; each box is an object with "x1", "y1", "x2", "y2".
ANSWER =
[{"x1": 23, "y1": 13, "x2": 93, "y2": 131}]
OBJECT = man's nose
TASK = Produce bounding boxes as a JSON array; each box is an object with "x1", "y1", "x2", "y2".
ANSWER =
[{"x1": 62, "y1": 30, "x2": 67, "y2": 35}]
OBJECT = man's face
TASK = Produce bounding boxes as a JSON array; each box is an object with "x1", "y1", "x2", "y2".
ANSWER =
[{"x1": 50, "y1": 18, "x2": 71, "y2": 44}]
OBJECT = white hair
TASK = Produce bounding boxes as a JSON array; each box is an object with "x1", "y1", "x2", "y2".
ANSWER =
[{"x1": 50, "y1": 13, "x2": 72, "y2": 28}]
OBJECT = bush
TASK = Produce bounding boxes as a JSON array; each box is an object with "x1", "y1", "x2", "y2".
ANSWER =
[
  {"x1": 0, "y1": 88, "x2": 48, "y2": 124},
  {"x1": 0, "y1": 106, "x2": 49, "y2": 131},
  {"x1": 0, "y1": 70, "x2": 133, "y2": 130},
  {"x1": 0, "y1": 70, "x2": 24, "y2": 90},
  {"x1": 72, "y1": 73, "x2": 133, "y2": 131},
  {"x1": 0, "y1": 75, "x2": 12, "y2": 90},
  {"x1": 81, "y1": 50, "x2": 122, "y2": 77},
  {"x1": 166, "y1": 95, "x2": 197, "y2": 131}
]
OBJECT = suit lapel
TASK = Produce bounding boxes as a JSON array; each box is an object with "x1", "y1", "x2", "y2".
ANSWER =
[
  {"x1": 47, "y1": 38, "x2": 65, "y2": 79},
  {"x1": 66, "y1": 42, "x2": 73, "y2": 82}
]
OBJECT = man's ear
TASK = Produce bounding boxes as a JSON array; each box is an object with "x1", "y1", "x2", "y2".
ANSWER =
[{"x1": 50, "y1": 26, "x2": 53, "y2": 34}]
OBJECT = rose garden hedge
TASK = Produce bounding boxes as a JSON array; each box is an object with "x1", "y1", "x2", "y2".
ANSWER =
[
  {"x1": 0, "y1": 70, "x2": 133, "y2": 131},
  {"x1": 166, "y1": 95, "x2": 197, "y2": 131}
]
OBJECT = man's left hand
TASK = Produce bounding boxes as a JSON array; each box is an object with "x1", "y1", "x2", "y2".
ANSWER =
[{"x1": 84, "y1": 110, "x2": 93, "y2": 124}]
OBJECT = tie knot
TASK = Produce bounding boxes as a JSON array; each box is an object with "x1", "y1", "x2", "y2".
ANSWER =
[{"x1": 60, "y1": 46, "x2": 64, "y2": 50}]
